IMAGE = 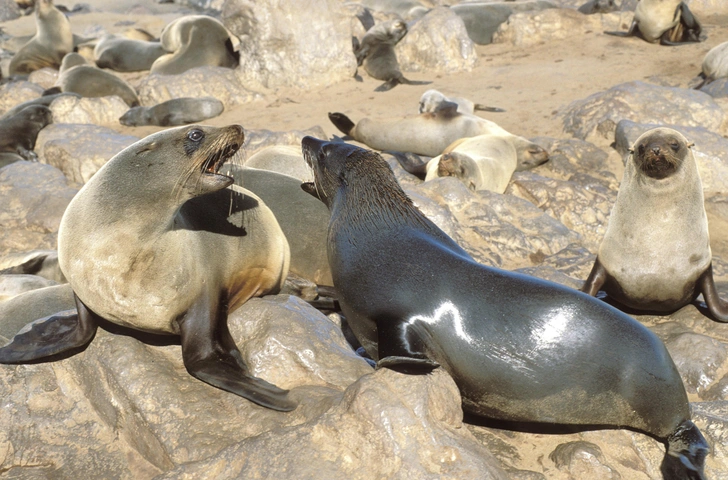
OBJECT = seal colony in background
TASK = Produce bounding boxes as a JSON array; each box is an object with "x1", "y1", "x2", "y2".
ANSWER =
[
  {"x1": 0, "y1": 124, "x2": 296, "y2": 412},
  {"x1": 302, "y1": 136, "x2": 709, "y2": 480}
]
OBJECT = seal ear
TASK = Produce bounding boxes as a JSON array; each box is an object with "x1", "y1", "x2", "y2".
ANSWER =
[{"x1": 687, "y1": 142, "x2": 695, "y2": 149}]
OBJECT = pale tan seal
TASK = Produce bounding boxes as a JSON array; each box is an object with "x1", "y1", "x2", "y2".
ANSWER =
[
  {"x1": 47, "y1": 53, "x2": 140, "y2": 107},
  {"x1": 244, "y1": 145, "x2": 311, "y2": 182},
  {"x1": 418, "y1": 89, "x2": 504, "y2": 115},
  {"x1": 604, "y1": 0, "x2": 702, "y2": 45},
  {"x1": 93, "y1": 33, "x2": 166, "y2": 72},
  {"x1": 150, "y1": 15, "x2": 239, "y2": 76},
  {"x1": 8, "y1": 0, "x2": 73, "y2": 75},
  {"x1": 0, "y1": 124, "x2": 296, "y2": 411},
  {"x1": 329, "y1": 109, "x2": 548, "y2": 164},
  {"x1": 691, "y1": 40, "x2": 728, "y2": 89},
  {"x1": 119, "y1": 97, "x2": 224, "y2": 127},
  {"x1": 582, "y1": 127, "x2": 728, "y2": 322}
]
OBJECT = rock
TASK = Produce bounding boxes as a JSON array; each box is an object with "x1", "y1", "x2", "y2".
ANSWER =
[
  {"x1": 549, "y1": 441, "x2": 620, "y2": 479},
  {"x1": 454, "y1": 1, "x2": 557, "y2": 45},
  {"x1": 506, "y1": 171, "x2": 615, "y2": 252},
  {"x1": 27, "y1": 67, "x2": 58, "y2": 90},
  {"x1": 35, "y1": 124, "x2": 139, "y2": 184},
  {"x1": 562, "y1": 81, "x2": 725, "y2": 146},
  {"x1": 493, "y1": 9, "x2": 631, "y2": 47},
  {"x1": 137, "y1": 67, "x2": 262, "y2": 109},
  {"x1": 395, "y1": 7, "x2": 477, "y2": 74},
  {"x1": 691, "y1": 402, "x2": 728, "y2": 478},
  {"x1": 663, "y1": 331, "x2": 728, "y2": 399},
  {"x1": 0, "y1": 284, "x2": 74, "y2": 342},
  {"x1": 222, "y1": 0, "x2": 357, "y2": 91},
  {"x1": 49, "y1": 95, "x2": 129, "y2": 126},
  {"x1": 407, "y1": 177, "x2": 581, "y2": 269},
  {"x1": 0, "y1": 161, "x2": 78, "y2": 255},
  {"x1": 705, "y1": 194, "x2": 728, "y2": 259},
  {"x1": 530, "y1": 137, "x2": 620, "y2": 190},
  {"x1": 684, "y1": 0, "x2": 728, "y2": 18},
  {"x1": 699, "y1": 77, "x2": 728, "y2": 98},
  {"x1": 0, "y1": 0, "x2": 19, "y2": 22},
  {"x1": 155, "y1": 368, "x2": 509, "y2": 480},
  {"x1": 0, "y1": 294, "x2": 372, "y2": 477},
  {"x1": 614, "y1": 120, "x2": 728, "y2": 195},
  {"x1": 244, "y1": 145, "x2": 310, "y2": 181},
  {"x1": 0, "y1": 81, "x2": 44, "y2": 116},
  {"x1": 357, "y1": 0, "x2": 428, "y2": 20}
]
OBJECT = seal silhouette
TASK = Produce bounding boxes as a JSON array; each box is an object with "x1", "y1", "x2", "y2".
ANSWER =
[
  {"x1": 0, "y1": 124, "x2": 295, "y2": 412},
  {"x1": 301, "y1": 136, "x2": 708, "y2": 479},
  {"x1": 582, "y1": 127, "x2": 728, "y2": 322}
]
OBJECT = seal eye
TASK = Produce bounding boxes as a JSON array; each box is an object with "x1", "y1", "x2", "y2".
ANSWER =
[
  {"x1": 638, "y1": 144, "x2": 645, "y2": 156},
  {"x1": 669, "y1": 141, "x2": 680, "y2": 152},
  {"x1": 187, "y1": 129, "x2": 204, "y2": 142}
]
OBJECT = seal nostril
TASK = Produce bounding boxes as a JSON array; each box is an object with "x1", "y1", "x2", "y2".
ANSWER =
[{"x1": 652, "y1": 146, "x2": 661, "y2": 155}]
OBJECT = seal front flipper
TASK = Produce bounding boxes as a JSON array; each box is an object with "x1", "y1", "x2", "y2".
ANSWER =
[
  {"x1": 581, "y1": 257, "x2": 608, "y2": 297},
  {"x1": 375, "y1": 319, "x2": 440, "y2": 374},
  {"x1": 328, "y1": 112, "x2": 356, "y2": 137},
  {"x1": 0, "y1": 294, "x2": 98, "y2": 363},
  {"x1": 661, "y1": 420, "x2": 709, "y2": 480},
  {"x1": 177, "y1": 290, "x2": 297, "y2": 411},
  {"x1": 388, "y1": 151, "x2": 428, "y2": 180},
  {"x1": 697, "y1": 263, "x2": 728, "y2": 322}
]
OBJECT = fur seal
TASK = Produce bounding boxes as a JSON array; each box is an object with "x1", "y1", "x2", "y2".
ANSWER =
[
  {"x1": 329, "y1": 110, "x2": 548, "y2": 164},
  {"x1": 119, "y1": 97, "x2": 224, "y2": 127},
  {"x1": 301, "y1": 136, "x2": 709, "y2": 479},
  {"x1": 418, "y1": 89, "x2": 504, "y2": 115},
  {"x1": 93, "y1": 33, "x2": 166, "y2": 72},
  {"x1": 150, "y1": 15, "x2": 239, "y2": 76},
  {"x1": 0, "y1": 104, "x2": 53, "y2": 162},
  {"x1": 691, "y1": 40, "x2": 728, "y2": 90},
  {"x1": 604, "y1": 0, "x2": 702, "y2": 45},
  {"x1": 243, "y1": 145, "x2": 311, "y2": 182},
  {"x1": 47, "y1": 53, "x2": 140, "y2": 107},
  {"x1": 582, "y1": 127, "x2": 728, "y2": 322},
  {"x1": 355, "y1": 19, "x2": 430, "y2": 92},
  {"x1": 8, "y1": 0, "x2": 73, "y2": 76},
  {"x1": 0, "y1": 124, "x2": 296, "y2": 411}
]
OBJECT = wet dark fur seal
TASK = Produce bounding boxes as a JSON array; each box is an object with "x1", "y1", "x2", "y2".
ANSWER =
[
  {"x1": 0, "y1": 124, "x2": 296, "y2": 412},
  {"x1": 0, "y1": 104, "x2": 53, "y2": 162},
  {"x1": 302, "y1": 136, "x2": 709, "y2": 480},
  {"x1": 582, "y1": 127, "x2": 728, "y2": 323},
  {"x1": 355, "y1": 19, "x2": 430, "y2": 92},
  {"x1": 119, "y1": 97, "x2": 224, "y2": 127},
  {"x1": 604, "y1": 0, "x2": 702, "y2": 45},
  {"x1": 8, "y1": 0, "x2": 73, "y2": 75}
]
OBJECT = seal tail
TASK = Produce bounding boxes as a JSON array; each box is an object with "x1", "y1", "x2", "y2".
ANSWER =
[
  {"x1": 473, "y1": 104, "x2": 506, "y2": 113},
  {"x1": 660, "y1": 420, "x2": 709, "y2": 480},
  {"x1": 328, "y1": 112, "x2": 356, "y2": 136}
]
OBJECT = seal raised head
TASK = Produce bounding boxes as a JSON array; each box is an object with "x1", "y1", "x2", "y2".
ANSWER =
[
  {"x1": 582, "y1": 127, "x2": 728, "y2": 322},
  {"x1": 8, "y1": 0, "x2": 73, "y2": 75},
  {"x1": 302, "y1": 136, "x2": 709, "y2": 479},
  {"x1": 0, "y1": 124, "x2": 295, "y2": 411}
]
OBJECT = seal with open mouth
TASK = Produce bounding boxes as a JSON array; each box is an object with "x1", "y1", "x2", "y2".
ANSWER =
[
  {"x1": 0, "y1": 124, "x2": 295, "y2": 411},
  {"x1": 301, "y1": 136, "x2": 708, "y2": 479},
  {"x1": 582, "y1": 127, "x2": 728, "y2": 323}
]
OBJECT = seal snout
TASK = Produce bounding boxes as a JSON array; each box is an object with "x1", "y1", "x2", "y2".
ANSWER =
[{"x1": 634, "y1": 136, "x2": 682, "y2": 180}]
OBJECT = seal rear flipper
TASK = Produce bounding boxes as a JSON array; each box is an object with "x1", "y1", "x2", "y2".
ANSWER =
[
  {"x1": 398, "y1": 77, "x2": 432, "y2": 87},
  {"x1": 328, "y1": 112, "x2": 356, "y2": 136},
  {"x1": 388, "y1": 151, "x2": 428, "y2": 180},
  {"x1": 377, "y1": 355, "x2": 439, "y2": 373},
  {"x1": 374, "y1": 79, "x2": 400, "y2": 92},
  {"x1": 581, "y1": 257, "x2": 608, "y2": 296},
  {"x1": 604, "y1": 19, "x2": 638, "y2": 38},
  {"x1": 0, "y1": 294, "x2": 98, "y2": 363},
  {"x1": 473, "y1": 104, "x2": 506, "y2": 113},
  {"x1": 661, "y1": 420, "x2": 709, "y2": 480},
  {"x1": 375, "y1": 318, "x2": 440, "y2": 374},
  {"x1": 177, "y1": 291, "x2": 297, "y2": 412},
  {"x1": 697, "y1": 263, "x2": 728, "y2": 322}
]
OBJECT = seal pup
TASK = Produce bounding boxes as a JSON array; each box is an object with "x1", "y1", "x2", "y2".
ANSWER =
[
  {"x1": 150, "y1": 15, "x2": 239, "y2": 76},
  {"x1": 243, "y1": 145, "x2": 311, "y2": 182},
  {"x1": 119, "y1": 97, "x2": 224, "y2": 127},
  {"x1": 0, "y1": 104, "x2": 53, "y2": 162},
  {"x1": 8, "y1": 0, "x2": 73, "y2": 76},
  {"x1": 582, "y1": 127, "x2": 728, "y2": 322},
  {"x1": 329, "y1": 110, "x2": 549, "y2": 163},
  {"x1": 93, "y1": 33, "x2": 166, "y2": 72},
  {"x1": 47, "y1": 53, "x2": 140, "y2": 107},
  {"x1": 691, "y1": 40, "x2": 728, "y2": 89},
  {"x1": 418, "y1": 89, "x2": 504, "y2": 115},
  {"x1": 301, "y1": 136, "x2": 709, "y2": 479},
  {"x1": 604, "y1": 0, "x2": 702, "y2": 45},
  {"x1": 0, "y1": 124, "x2": 296, "y2": 412},
  {"x1": 355, "y1": 19, "x2": 430, "y2": 92}
]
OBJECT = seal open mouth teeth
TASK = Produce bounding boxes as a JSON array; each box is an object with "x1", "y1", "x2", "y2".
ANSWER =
[{"x1": 202, "y1": 143, "x2": 240, "y2": 177}]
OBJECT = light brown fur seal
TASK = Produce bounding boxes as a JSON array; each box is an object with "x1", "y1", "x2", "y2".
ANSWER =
[{"x1": 8, "y1": 0, "x2": 73, "y2": 75}]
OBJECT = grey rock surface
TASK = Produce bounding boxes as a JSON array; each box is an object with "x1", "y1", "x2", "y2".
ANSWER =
[{"x1": 49, "y1": 94, "x2": 130, "y2": 126}]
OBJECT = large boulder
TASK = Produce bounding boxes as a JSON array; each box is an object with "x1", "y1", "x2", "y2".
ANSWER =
[
  {"x1": 222, "y1": 0, "x2": 357, "y2": 91},
  {"x1": 396, "y1": 7, "x2": 477, "y2": 74},
  {"x1": 49, "y1": 95, "x2": 129, "y2": 126}
]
